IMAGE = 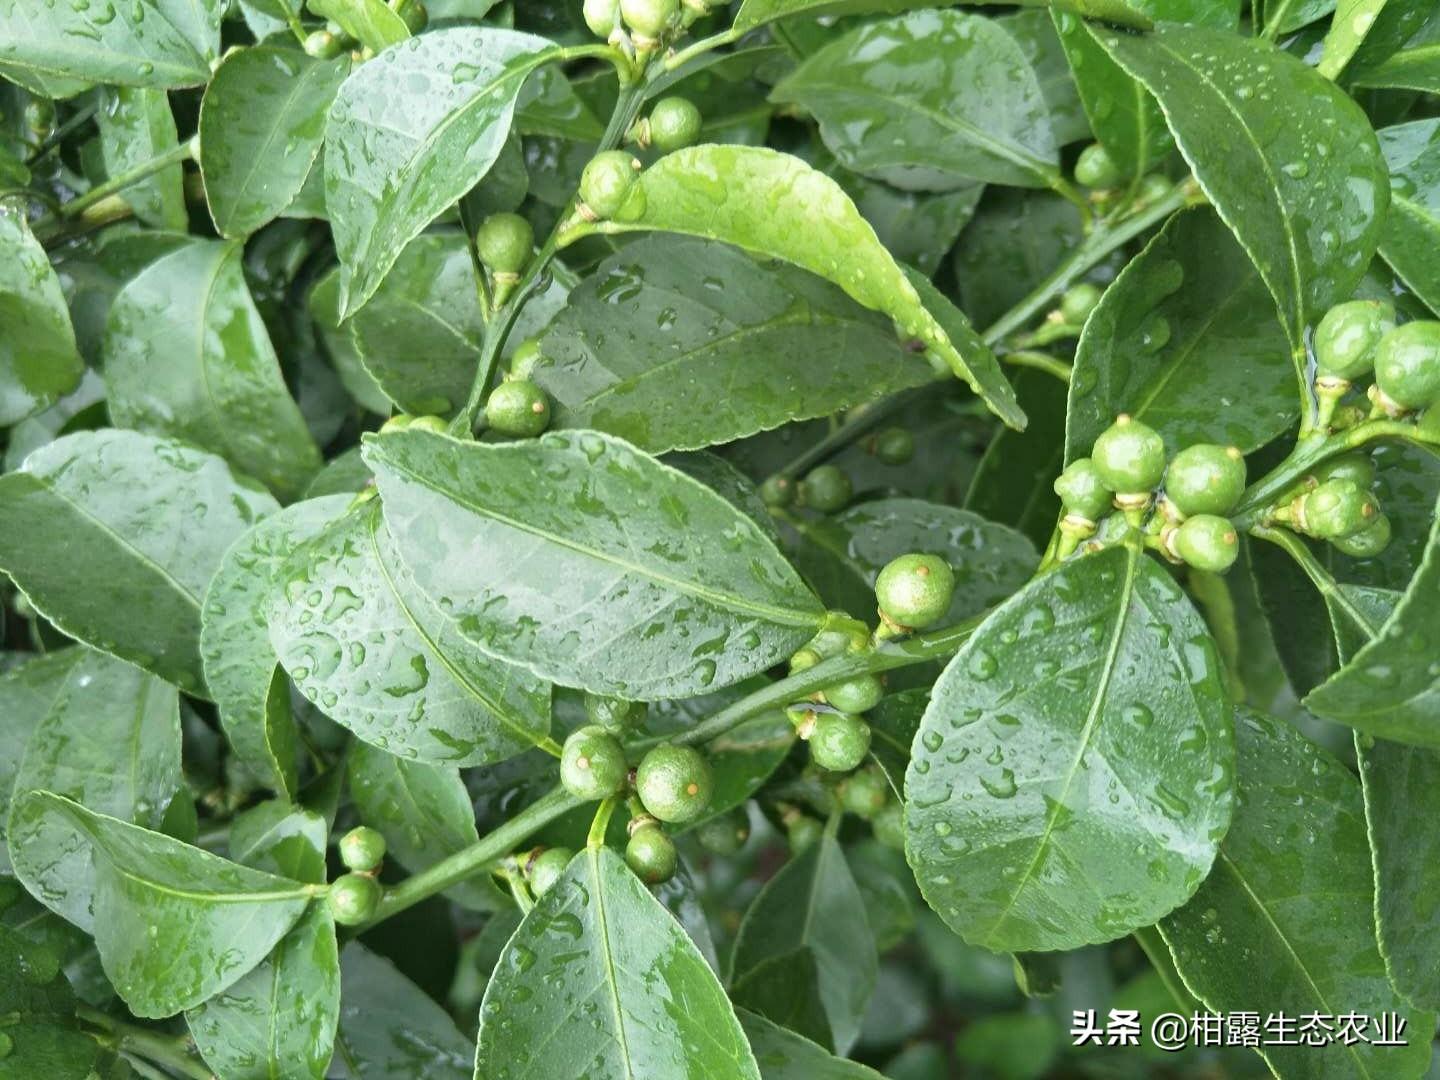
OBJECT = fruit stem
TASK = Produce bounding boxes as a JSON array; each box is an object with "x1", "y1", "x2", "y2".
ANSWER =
[
  {"x1": 664, "y1": 26, "x2": 744, "y2": 71},
  {"x1": 44, "y1": 136, "x2": 196, "y2": 229},
  {"x1": 1001, "y1": 349, "x2": 1072, "y2": 383},
  {"x1": 588, "y1": 796, "x2": 620, "y2": 848},
  {"x1": 78, "y1": 1007, "x2": 214, "y2": 1080}
]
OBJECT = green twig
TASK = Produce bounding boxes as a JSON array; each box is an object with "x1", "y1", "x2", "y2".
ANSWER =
[
  {"x1": 79, "y1": 1007, "x2": 213, "y2": 1080},
  {"x1": 664, "y1": 26, "x2": 744, "y2": 70},
  {"x1": 55, "y1": 137, "x2": 195, "y2": 223},
  {"x1": 1002, "y1": 350, "x2": 1072, "y2": 383}
]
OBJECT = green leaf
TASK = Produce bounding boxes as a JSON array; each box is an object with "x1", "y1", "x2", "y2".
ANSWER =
[
  {"x1": 771, "y1": 11, "x2": 1061, "y2": 190},
  {"x1": 307, "y1": 0, "x2": 408, "y2": 53},
  {"x1": 1356, "y1": 738, "x2": 1440, "y2": 1011},
  {"x1": 200, "y1": 46, "x2": 351, "y2": 240},
  {"x1": 534, "y1": 236, "x2": 934, "y2": 453},
  {"x1": 474, "y1": 845, "x2": 761, "y2": 1079},
  {"x1": 590, "y1": 146, "x2": 1026, "y2": 431},
  {"x1": 186, "y1": 903, "x2": 340, "y2": 1080},
  {"x1": 95, "y1": 88, "x2": 186, "y2": 230},
  {"x1": 952, "y1": 190, "x2": 1083, "y2": 330},
  {"x1": 1340, "y1": 0, "x2": 1434, "y2": 80},
  {"x1": 1305, "y1": 496, "x2": 1440, "y2": 745},
  {"x1": 365, "y1": 428, "x2": 826, "y2": 699},
  {"x1": 0, "y1": 210, "x2": 84, "y2": 427},
  {"x1": 966, "y1": 372, "x2": 1069, "y2": 550},
  {"x1": 104, "y1": 240, "x2": 322, "y2": 500},
  {"x1": 0, "y1": 0, "x2": 220, "y2": 89},
  {"x1": 201, "y1": 495, "x2": 351, "y2": 799},
  {"x1": 739, "y1": 1008, "x2": 885, "y2": 1079},
  {"x1": 228, "y1": 798, "x2": 328, "y2": 883},
  {"x1": 334, "y1": 943, "x2": 473, "y2": 1079},
  {"x1": 732, "y1": 834, "x2": 876, "y2": 1055},
  {"x1": 324, "y1": 27, "x2": 556, "y2": 318},
  {"x1": 308, "y1": 270, "x2": 392, "y2": 416},
  {"x1": 8, "y1": 791, "x2": 315, "y2": 1017},
  {"x1": 789, "y1": 497, "x2": 1038, "y2": 627},
  {"x1": 1264, "y1": 0, "x2": 1336, "y2": 35},
  {"x1": 1318, "y1": 0, "x2": 1391, "y2": 78},
  {"x1": 347, "y1": 740, "x2": 505, "y2": 910},
  {"x1": 1352, "y1": 38, "x2": 1440, "y2": 93},
  {"x1": 345, "y1": 232, "x2": 486, "y2": 416},
  {"x1": 1000, "y1": 10, "x2": 1091, "y2": 148},
  {"x1": 905, "y1": 546, "x2": 1234, "y2": 952},
  {"x1": 1376, "y1": 120, "x2": 1440, "y2": 316},
  {"x1": 268, "y1": 502, "x2": 551, "y2": 764},
  {"x1": 1159, "y1": 710, "x2": 1434, "y2": 1080},
  {"x1": 1067, "y1": 208, "x2": 1297, "y2": 460},
  {"x1": 0, "y1": 652, "x2": 81, "y2": 867},
  {"x1": 0, "y1": 430, "x2": 280, "y2": 694},
  {"x1": 1098, "y1": 24, "x2": 1389, "y2": 357},
  {"x1": 0, "y1": 923, "x2": 105, "y2": 1079},
  {"x1": 732, "y1": 0, "x2": 1154, "y2": 32}
]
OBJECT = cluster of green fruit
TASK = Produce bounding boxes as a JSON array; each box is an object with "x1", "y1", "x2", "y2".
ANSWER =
[
  {"x1": 1271, "y1": 452, "x2": 1391, "y2": 557},
  {"x1": 584, "y1": 0, "x2": 709, "y2": 50},
  {"x1": 327, "y1": 826, "x2": 389, "y2": 925},
  {"x1": 1056, "y1": 415, "x2": 1248, "y2": 572},
  {"x1": 1072, "y1": 142, "x2": 1174, "y2": 206},
  {"x1": 1312, "y1": 299, "x2": 1440, "y2": 425},
  {"x1": 303, "y1": 0, "x2": 428, "y2": 59},
  {"x1": 757, "y1": 428, "x2": 915, "y2": 514}
]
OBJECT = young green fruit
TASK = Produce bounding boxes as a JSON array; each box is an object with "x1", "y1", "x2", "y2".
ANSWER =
[
  {"x1": 338, "y1": 826, "x2": 387, "y2": 873},
  {"x1": 840, "y1": 767, "x2": 888, "y2": 819},
  {"x1": 648, "y1": 97, "x2": 702, "y2": 152},
  {"x1": 636, "y1": 744, "x2": 713, "y2": 823},
  {"x1": 1311, "y1": 452, "x2": 1375, "y2": 489},
  {"x1": 801, "y1": 464, "x2": 851, "y2": 513},
  {"x1": 579, "y1": 151, "x2": 642, "y2": 220},
  {"x1": 560, "y1": 725, "x2": 628, "y2": 801},
  {"x1": 1053, "y1": 457, "x2": 1113, "y2": 522},
  {"x1": 583, "y1": 0, "x2": 620, "y2": 36},
  {"x1": 400, "y1": 0, "x2": 427, "y2": 32},
  {"x1": 760, "y1": 474, "x2": 795, "y2": 507},
  {"x1": 1333, "y1": 512, "x2": 1392, "y2": 558},
  {"x1": 787, "y1": 814, "x2": 822, "y2": 853},
  {"x1": 474, "y1": 212, "x2": 533, "y2": 276},
  {"x1": 509, "y1": 338, "x2": 545, "y2": 381},
  {"x1": 872, "y1": 801, "x2": 904, "y2": 851},
  {"x1": 1138, "y1": 173, "x2": 1172, "y2": 202},
  {"x1": 1314, "y1": 299, "x2": 1395, "y2": 380},
  {"x1": 407, "y1": 415, "x2": 448, "y2": 435},
  {"x1": 1091, "y1": 414, "x2": 1165, "y2": 495},
  {"x1": 584, "y1": 693, "x2": 647, "y2": 734},
  {"x1": 485, "y1": 378, "x2": 550, "y2": 437},
  {"x1": 872, "y1": 427, "x2": 915, "y2": 466},
  {"x1": 823, "y1": 673, "x2": 883, "y2": 714},
  {"x1": 303, "y1": 29, "x2": 343, "y2": 58},
  {"x1": 328, "y1": 873, "x2": 381, "y2": 926},
  {"x1": 1296, "y1": 478, "x2": 1377, "y2": 539},
  {"x1": 875, "y1": 553, "x2": 955, "y2": 629},
  {"x1": 1075, "y1": 143, "x2": 1122, "y2": 189},
  {"x1": 625, "y1": 822, "x2": 678, "y2": 884},
  {"x1": 1170, "y1": 514, "x2": 1239, "y2": 573},
  {"x1": 1164, "y1": 444, "x2": 1246, "y2": 517},
  {"x1": 620, "y1": 0, "x2": 678, "y2": 40},
  {"x1": 807, "y1": 711, "x2": 871, "y2": 773},
  {"x1": 1060, "y1": 283, "x2": 1102, "y2": 325},
  {"x1": 1374, "y1": 321, "x2": 1440, "y2": 410},
  {"x1": 528, "y1": 846, "x2": 573, "y2": 897},
  {"x1": 695, "y1": 809, "x2": 750, "y2": 856}
]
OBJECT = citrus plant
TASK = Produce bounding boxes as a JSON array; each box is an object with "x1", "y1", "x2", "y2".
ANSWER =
[{"x1": 1, "y1": 0, "x2": 1440, "y2": 1077}]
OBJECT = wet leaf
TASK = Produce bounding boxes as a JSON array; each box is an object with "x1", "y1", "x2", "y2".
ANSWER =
[
  {"x1": 333, "y1": 943, "x2": 473, "y2": 1079},
  {"x1": 200, "y1": 46, "x2": 351, "y2": 240},
  {"x1": 475, "y1": 845, "x2": 761, "y2": 1079},
  {"x1": 103, "y1": 239, "x2": 322, "y2": 500},
  {"x1": 228, "y1": 799, "x2": 328, "y2": 884},
  {"x1": 0, "y1": 211, "x2": 84, "y2": 427},
  {"x1": 1376, "y1": 119, "x2": 1440, "y2": 315},
  {"x1": 325, "y1": 27, "x2": 557, "y2": 317},
  {"x1": 0, "y1": 430, "x2": 279, "y2": 694},
  {"x1": 905, "y1": 546, "x2": 1234, "y2": 952},
  {"x1": 95, "y1": 88, "x2": 186, "y2": 230},
  {"x1": 739, "y1": 1008, "x2": 885, "y2": 1079},
  {"x1": 201, "y1": 495, "x2": 351, "y2": 799},
  {"x1": 365, "y1": 427, "x2": 825, "y2": 699},
  {"x1": 732, "y1": 0, "x2": 1153, "y2": 32},
  {"x1": 1159, "y1": 709, "x2": 1434, "y2": 1080},
  {"x1": 308, "y1": 0, "x2": 408, "y2": 53},
  {"x1": 535, "y1": 236, "x2": 934, "y2": 453}
]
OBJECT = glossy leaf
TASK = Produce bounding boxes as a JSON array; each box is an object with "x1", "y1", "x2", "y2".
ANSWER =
[
  {"x1": 1376, "y1": 120, "x2": 1440, "y2": 315},
  {"x1": 732, "y1": 834, "x2": 876, "y2": 1055},
  {"x1": 228, "y1": 798, "x2": 328, "y2": 884},
  {"x1": 0, "y1": 922, "x2": 105, "y2": 1079},
  {"x1": 1000, "y1": 10, "x2": 1090, "y2": 148},
  {"x1": 308, "y1": 0, "x2": 407, "y2": 53},
  {"x1": 1356, "y1": 738, "x2": 1440, "y2": 1011},
  {"x1": 535, "y1": 236, "x2": 933, "y2": 453},
  {"x1": 772, "y1": 11, "x2": 1061, "y2": 190},
  {"x1": 1159, "y1": 710, "x2": 1434, "y2": 1080},
  {"x1": 200, "y1": 46, "x2": 350, "y2": 240},
  {"x1": 0, "y1": 430, "x2": 279, "y2": 694},
  {"x1": 8, "y1": 792, "x2": 314, "y2": 1017},
  {"x1": 0, "y1": 652, "x2": 79, "y2": 867},
  {"x1": 789, "y1": 497, "x2": 1038, "y2": 627},
  {"x1": 732, "y1": 0, "x2": 1153, "y2": 33},
  {"x1": 345, "y1": 232, "x2": 485, "y2": 416},
  {"x1": 186, "y1": 903, "x2": 340, "y2": 1080},
  {"x1": 1353, "y1": 40, "x2": 1440, "y2": 93},
  {"x1": 952, "y1": 189, "x2": 1083, "y2": 330},
  {"x1": 347, "y1": 740, "x2": 504, "y2": 910},
  {"x1": 1319, "y1": 0, "x2": 1391, "y2": 78},
  {"x1": 104, "y1": 239, "x2": 322, "y2": 500},
  {"x1": 0, "y1": 210, "x2": 84, "y2": 427},
  {"x1": 308, "y1": 270, "x2": 392, "y2": 416},
  {"x1": 905, "y1": 546, "x2": 1234, "y2": 952},
  {"x1": 366, "y1": 428, "x2": 826, "y2": 699},
  {"x1": 333, "y1": 943, "x2": 472, "y2": 1079},
  {"x1": 593, "y1": 146, "x2": 1025, "y2": 430},
  {"x1": 0, "y1": 0, "x2": 220, "y2": 89},
  {"x1": 966, "y1": 370, "x2": 1069, "y2": 550},
  {"x1": 325, "y1": 27, "x2": 556, "y2": 317},
  {"x1": 474, "y1": 845, "x2": 761, "y2": 1079},
  {"x1": 95, "y1": 88, "x2": 186, "y2": 230},
  {"x1": 269, "y1": 502, "x2": 551, "y2": 765},
  {"x1": 1067, "y1": 208, "x2": 1296, "y2": 460},
  {"x1": 1099, "y1": 23, "x2": 1388, "y2": 355},
  {"x1": 201, "y1": 495, "x2": 351, "y2": 798},
  {"x1": 1305, "y1": 496, "x2": 1440, "y2": 745},
  {"x1": 739, "y1": 1008, "x2": 885, "y2": 1080}
]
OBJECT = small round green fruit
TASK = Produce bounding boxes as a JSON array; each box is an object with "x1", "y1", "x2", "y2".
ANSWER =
[
  {"x1": 474, "y1": 213, "x2": 533, "y2": 276},
  {"x1": 1314, "y1": 299, "x2": 1395, "y2": 381},
  {"x1": 840, "y1": 768, "x2": 888, "y2": 819},
  {"x1": 1164, "y1": 444, "x2": 1246, "y2": 517},
  {"x1": 584, "y1": 693, "x2": 647, "y2": 735},
  {"x1": 822, "y1": 674, "x2": 883, "y2": 714},
  {"x1": 1054, "y1": 457, "x2": 1113, "y2": 522},
  {"x1": 1298, "y1": 478, "x2": 1378, "y2": 540},
  {"x1": 620, "y1": 0, "x2": 678, "y2": 39},
  {"x1": 760, "y1": 475, "x2": 795, "y2": 508},
  {"x1": 328, "y1": 873, "x2": 381, "y2": 926},
  {"x1": 1060, "y1": 283, "x2": 1103, "y2": 325},
  {"x1": 1374, "y1": 321, "x2": 1440, "y2": 411},
  {"x1": 801, "y1": 465, "x2": 851, "y2": 513},
  {"x1": 625, "y1": 823, "x2": 678, "y2": 884},
  {"x1": 579, "y1": 151, "x2": 641, "y2": 220},
  {"x1": 695, "y1": 809, "x2": 750, "y2": 856},
  {"x1": 1075, "y1": 143, "x2": 1122, "y2": 189},
  {"x1": 636, "y1": 744, "x2": 713, "y2": 823},
  {"x1": 1170, "y1": 514, "x2": 1239, "y2": 573},
  {"x1": 1333, "y1": 512, "x2": 1392, "y2": 558},
  {"x1": 560, "y1": 725, "x2": 628, "y2": 801},
  {"x1": 872, "y1": 427, "x2": 915, "y2": 466},
  {"x1": 485, "y1": 378, "x2": 550, "y2": 437},
  {"x1": 648, "y1": 97, "x2": 702, "y2": 152},
  {"x1": 527, "y1": 847, "x2": 573, "y2": 897},
  {"x1": 875, "y1": 553, "x2": 955, "y2": 629},
  {"x1": 807, "y1": 712, "x2": 871, "y2": 773},
  {"x1": 1091, "y1": 414, "x2": 1165, "y2": 494},
  {"x1": 338, "y1": 826, "x2": 387, "y2": 873}
]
